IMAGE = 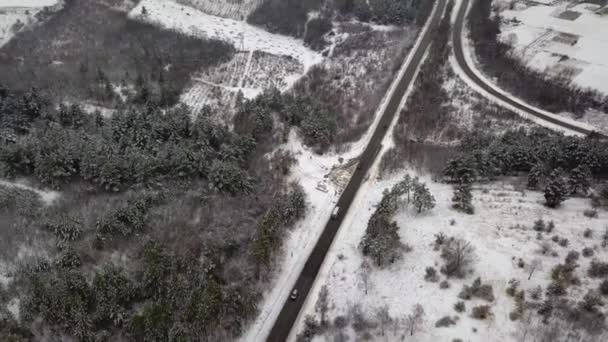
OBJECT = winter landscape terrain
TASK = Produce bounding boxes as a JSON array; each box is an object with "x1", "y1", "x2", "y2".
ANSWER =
[{"x1": 1, "y1": 0, "x2": 608, "y2": 341}]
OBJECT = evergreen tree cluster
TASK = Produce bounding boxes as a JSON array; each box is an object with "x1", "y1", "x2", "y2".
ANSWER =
[
  {"x1": 0, "y1": 85, "x2": 257, "y2": 193},
  {"x1": 235, "y1": 87, "x2": 338, "y2": 150},
  {"x1": 335, "y1": 0, "x2": 435, "y2": 26},
  {"x1": 15, "y1": 241, "x2": 258, "y2": 341},
  {"x1": 446, "y1": 129, "x2": 603, "y2": 184},
  {"x1": 360, "y1": 174, "x2": 435, "y2": 267},
  {"x1": 251, "y1": 183, "x2": 308, "y2": 274}
]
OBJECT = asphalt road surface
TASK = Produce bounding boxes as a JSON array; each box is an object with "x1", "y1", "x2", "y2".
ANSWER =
[
  {"x1": 452, "y1": 0, "x2": 605, "y2": 138},
  {"x1": 265, "y1": 0, "x2": 449, "y2": 340}
]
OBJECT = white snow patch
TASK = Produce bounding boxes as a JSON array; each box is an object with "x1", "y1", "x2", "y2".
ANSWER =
[
  {"x1": 0, "y1": 179, "x2": 60, "y2": 205},
  {"x1": 7, "y1": 298, "x2": 20, "y2": 318},
  {"x1": 0, "y1": 0, "x2": 57, "y2": 7},
  {"x1": 499, "y1": 1, "x2": 608, "y2": 95},
  {"x1": 130, "y1": 0, "x2": 323, "y2": 71},
  {"x1": 0, "y1": 7, "x2": 36, "y2": 47}
]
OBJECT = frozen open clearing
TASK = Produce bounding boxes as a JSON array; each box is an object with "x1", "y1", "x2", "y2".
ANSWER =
[{"x1": 498, "y1": 1, "x2": 608, "y2": 95}]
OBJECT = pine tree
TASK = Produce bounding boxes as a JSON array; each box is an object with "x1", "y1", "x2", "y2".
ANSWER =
[
  {"x1": 413, "y1": 182, "x2": 435, "y2": 213},
  {"x1": 568, "y1": 164, "x2": 591, "y2": 195},
  {"x1": 527, "y1": 163, "x2": 545, "y2": 190},
  {"x1": 544, "y1": 170, "x2": 568, "y2": 208},
  {"x1": 452, "y1": 181, "x2": 474, "y2": 214}
]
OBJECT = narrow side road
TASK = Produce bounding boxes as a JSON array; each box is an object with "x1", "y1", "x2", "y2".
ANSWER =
[
  {"x1": 266, "y1": 0, "x2": 449, "y2": 340},
  {"x1": 452, "y1": 0, "x2": 605, "y2": 138}
]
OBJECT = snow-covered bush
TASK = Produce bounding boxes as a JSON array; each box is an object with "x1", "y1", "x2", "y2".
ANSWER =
[
  {"x1": 458, "y1": 277, "x2": 495, "y2": 302},
  {"x1": 440, "y1": 238, "x2": 476, "y2": 278},
  {"x1": 471, "y1": 305, "x2": 492, "y2": 320}
]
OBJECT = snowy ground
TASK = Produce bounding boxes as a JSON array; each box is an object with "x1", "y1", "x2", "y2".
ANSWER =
[
  {"x1": 498, "y1": 1, "x2": 608, "y2": 95},
  {"x1": 176, "y1": 0, "x2": 262, "y2": 20},
  {"x1": 292, "y1": 154, "x2": 608, "y2": 342},
  {"x1": 130, "y1": 0, "x2": 322, "y2": 119},
  {"x1": 130, "y1": 0, "x2": 322, "y2": 70},
  {"x1": 0, "y1": 0, "x2": 62, "y2": 48},
  {"x1": 0, "y1": 0, "x2": 58, "y2": 6},
  {"x1": 0, "y1": 179, "x2": 60, "y2": 205}
]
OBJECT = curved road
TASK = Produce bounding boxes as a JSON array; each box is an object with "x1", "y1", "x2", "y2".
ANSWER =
[
  {"x1": 265, "y1": 0, "x2": 449, "y2": 340},
  {"x1": 452, "y1": 0, "x2": 605, "y2": 137}
]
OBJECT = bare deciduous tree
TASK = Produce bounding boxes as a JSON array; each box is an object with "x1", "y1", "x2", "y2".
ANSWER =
[
  {"x1": 359, "y1": 260, "x2": 372, "y2": 295},
  {"x1": 376, "y1": 304, "x2": 392, "y2": 337},
  {"x1": 405, "y1": 303, "x2": 425, "y2": 337},
  {"x1": 440, "y1": 238, "x2": 476, "y2": 278},
  {"x1": 527, "y1": 258, "x2": 542, "y2": 280},
  {"x1": 315, "y1": 285, "x2": 329, "y2": 326}
]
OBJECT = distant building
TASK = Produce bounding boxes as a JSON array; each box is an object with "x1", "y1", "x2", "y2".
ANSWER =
[{"x1": 553, "y1": 32, "x2": 579, "y2": 45}]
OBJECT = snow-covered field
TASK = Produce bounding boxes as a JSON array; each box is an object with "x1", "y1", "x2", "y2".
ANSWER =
[
  {"x1": 176, "y1": 0, "x2": 262, "y2": 20},
  {"x1": 130, "y1": 0, "x2": 322, "y2": 70},
  {"x1": 130, "y1": 0, "x2": 323, "y2": 118},
  {"x1": 0, "y1": 0, "x2": 58, "y2": 7},
  {"x1": 0, "y1": 0, "x2": 61, "y2": 48},
  {"x1": 293, "y1": 163, "x2": 608, "y2": 341},
  {"x1": 498, "y1": 1, "x2": 608, "y2": 95}
]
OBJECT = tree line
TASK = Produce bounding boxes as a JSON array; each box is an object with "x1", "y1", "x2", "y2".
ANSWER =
[{"x1": 443, "y1": 128, "x2": 608, "y2": 207}]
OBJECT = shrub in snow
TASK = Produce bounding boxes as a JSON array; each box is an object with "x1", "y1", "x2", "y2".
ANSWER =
[
  {"x1": 451, "y1": 181, "x2": 474, "y2": 214},
  {"x1": 546, "y1": 220, "x2": 555, "y2": 233},
  {"x1": 599, "y1": 280, "x2": 608, "y2": 296},
  {"x1": 551, "y1": 235, "x2": 560, "y2": 243},
  {"x1": 582, "y1": 247, "x2": 594, "y2": 258},
  {"x1": 559, "y1": 238, "x2": 569, "y2": 247},
  {"x1": 296, "y1": 315, "x2": 321, "y2": 342},
  {"x1": 583, "y1": 209, "x2": 598, "y2": 218},
  {"x1": 45, "y1": 215, "x2": 83, "y2": 244},
  {"x1": 584, "y1": 228, "x2": 593, "y2": 238},
  {"x1": 334, "y1": 315, "x2": 348, "y2": 329},
  {"x1": 533, "y1": 219, "x2": 546, "y2": 232},
  {"x1": 509, "y1": 290, "x2": 525, "y2": 321},
  {"x1": 434, "y1": 316, "x2": 457, "y2": 328},
  {"x1": 439, "y1": 280, "x2": 450, "y2": 289},
  {"x1": 471, "y1": 305, "x2": 491, "y2": 320},
  {"x1": 440, "y1": 238, "x2": 476, "y2": 278},
  {"x1": 588, "y1": 260, "x2": 608, "y2": 278},
  {"x1": 551, "y1": 262, "x2": 578, "y2": 289},
  {"x1": 454, "y1": 301, "x2": 465, "y2": 313},
  {"x1": 424, "y1": 267, "x2": 439, "y2": 282},
  {"x1": 529, "y1": 286, "x2": 542, "y2": 301},
  {"x1": 506, "y1": 279, "x2": 519, "y2": 297},
  {"x1": 434, "y1": 232, "x2": 447, "y2": 250},
  {"x1": 458, "y1": 277, "x2": 494, "y2": 302},
  {"x1": 349, "y1": 304, "x2": 374, "y2": 333},
  {"x1": 565, "y1": 251, "x2": 579, "y2": 264},
  {"x1": 578, "y1": 291, "x2": 603, "y2": 313},
  {"x1": 546, "y1": 282, "x2": 567, "y2": 297},
  {"x1": 544, "y1": 170, "x2": 568, "y2": 208}
]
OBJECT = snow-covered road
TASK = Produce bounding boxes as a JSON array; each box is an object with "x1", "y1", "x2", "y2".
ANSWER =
[{"x1": 450, "y1": 0, "x2": 602, "y2": 137}]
